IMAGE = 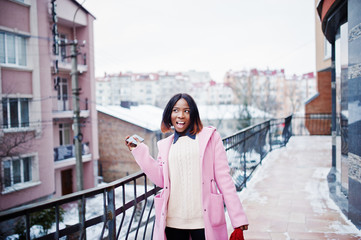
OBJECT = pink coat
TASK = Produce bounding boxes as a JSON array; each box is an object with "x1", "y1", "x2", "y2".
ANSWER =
[{"x1": 132, "y1": 126, "x2": 248, "y2": 240}]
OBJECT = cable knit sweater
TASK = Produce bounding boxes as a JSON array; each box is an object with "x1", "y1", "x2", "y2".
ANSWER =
[{"x1": 166, "y1": 135, "x2": 204, "y2": 229}]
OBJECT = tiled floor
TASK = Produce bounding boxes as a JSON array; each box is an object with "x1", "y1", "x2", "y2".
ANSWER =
[{"x1": 227, "y1": 136, "x2": 361, "y2": 240}]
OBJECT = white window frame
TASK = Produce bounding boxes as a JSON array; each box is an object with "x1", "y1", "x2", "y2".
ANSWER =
[
  {"x1": 2, "y1": 98, "x2": 30, "y2": 129},
  {"x1": 1, "y1": 153, "x2": 39, "y2": 193},
  {"x1": 59, "y1": 123, "x2": 71, "y2": 145},
  {"x1": 57, "y1": 78, "x2": 69, "y2": 111},
  {"x1": 0, "y1": 31, "x2": 27, "y2": 67}
]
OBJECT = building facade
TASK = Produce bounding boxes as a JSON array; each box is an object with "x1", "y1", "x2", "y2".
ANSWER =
[
  {"x1": 95, "y1": 70, "x2": 232, "y2": 108},
  {"x1": 97, "y1": 105, "x2": 164, "y2": 182},
  {"x1": 316, "y1": 0, "x2": 361, "y2": 229},
  {"x1": 0, "y1": 0, "x2": 98, "y2": 210},
  {"x1": 224, "y1": 68, "x2": 312, "y2": 118}
]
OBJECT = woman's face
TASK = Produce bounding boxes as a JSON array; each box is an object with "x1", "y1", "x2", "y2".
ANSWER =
[{"x1": 171, "y1": 98, "x2": 191, "y2": 134}]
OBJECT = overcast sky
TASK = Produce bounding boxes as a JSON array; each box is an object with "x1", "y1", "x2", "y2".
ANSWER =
[{"x1": 81, "y1": 0, "x2": 316, "y2": 81}]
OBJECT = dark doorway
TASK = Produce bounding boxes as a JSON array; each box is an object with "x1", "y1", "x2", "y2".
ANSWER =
[{"x1": 61, "y1": 169, "x2": 73, "y2": 195}]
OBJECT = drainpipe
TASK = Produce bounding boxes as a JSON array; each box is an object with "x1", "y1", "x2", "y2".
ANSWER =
[{"x1": 331, "y1": 41, "x2": 336, "y2": 168}]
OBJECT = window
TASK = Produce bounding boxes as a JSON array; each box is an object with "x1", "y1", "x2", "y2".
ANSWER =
[
  {"x1": 57, "y1": 78, "x2": 69, "y2": 110},
  {"x1": 59, "y1": 123, "x2": 71, "y2": 145},
  {"x1": 59, "y1": 34, "x2": 67, "y2": 62},
  {"x1": 0, "y1": 32, "x2": 27, "y2": 66},
  {"x1": 2, "y1": 98, "x2": 29, "y2": 129},
  {"x1": 3, "y1": 156, "x2": 32, "y2": 189}
]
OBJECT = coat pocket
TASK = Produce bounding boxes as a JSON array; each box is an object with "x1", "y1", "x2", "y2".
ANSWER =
[
  {"x1": 154, "y1": 193, "x2": 164, "y2": 224},
  {"x1": 209, "y1": 193, "x2": 226, "y2": 227}
]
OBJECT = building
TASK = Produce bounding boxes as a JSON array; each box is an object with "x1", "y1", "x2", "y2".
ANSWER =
[
  {"x1": 198, "y1": 104, "x2": 269, "y2": 137},
  {"x1": 95, "y1": 70, "x2": 228, "y2": 108},
  {"x1": 224, "y1": 68, "x2": 306, "y2": 118},
  {"x1": 316, "y1": 0, "x2": 361, "y2": 229},
  {"x1": 97, "y1": 104, "x2": 164, "y2": 182},
  {"x1": 0, "y1": 0, "x2": 98, "y2": 210}
]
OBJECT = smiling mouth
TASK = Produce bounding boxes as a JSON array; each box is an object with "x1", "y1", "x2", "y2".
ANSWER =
[{"x1": 176, "y1": 121, "x2": 186, "y2": 127}]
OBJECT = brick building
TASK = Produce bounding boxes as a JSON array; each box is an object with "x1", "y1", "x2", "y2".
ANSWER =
[{"x1": 97, "y1": 105, "x2": 164, "y2": 182}]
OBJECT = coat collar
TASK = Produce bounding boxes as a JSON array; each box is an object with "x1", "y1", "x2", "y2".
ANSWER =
[{"x1": 158, "y1": 126, "x2": 216, "y2": 162}]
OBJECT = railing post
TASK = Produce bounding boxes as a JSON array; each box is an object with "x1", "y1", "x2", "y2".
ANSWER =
[
  {"x1": 25, "y1": 213, "x2": 30, "y2": 240},
  {"x1": 243, "y1": 134, "x2": 247, "y2": 188},
  {"x1": 55, "y1": 204, "x2": 60, "y2": 240},
  {"x1": 268, "y1": 120, "x2": 272, "y2": 152},
  {"x1": 107, "y1": 186, "x2": 116, "y2": 240}
]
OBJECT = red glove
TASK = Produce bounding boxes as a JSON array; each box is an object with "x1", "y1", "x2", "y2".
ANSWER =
[{"x1": 230, "y1": 228, "x2": 244, "y2": 240}]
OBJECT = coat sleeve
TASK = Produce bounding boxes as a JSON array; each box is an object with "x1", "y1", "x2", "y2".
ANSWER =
[
  {"x1": 212, "y1": 131, "x2": 249, "y2": 228},
  {"x1": 131, "y1": 142, "x2": 164, "y2": 188}
]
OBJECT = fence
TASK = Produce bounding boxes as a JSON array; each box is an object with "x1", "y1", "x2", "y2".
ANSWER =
[
  {"x1": 224, "y1": 115, "x2": 292, "y2": 191},
  {"x1": 291, "y1": 113, "x2": 332, "y2": 136},
  {"x1": 0, "y1": 115, "x2": 292, "y2": 240}
]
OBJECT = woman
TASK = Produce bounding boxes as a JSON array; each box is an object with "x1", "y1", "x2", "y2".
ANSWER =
[{"x1": 125, "y1": 93, "x2": 248, "y2": 240}]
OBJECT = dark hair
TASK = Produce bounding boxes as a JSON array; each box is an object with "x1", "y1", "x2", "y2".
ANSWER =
[{"x1": 161, "y1": 93, "x2": 203, "y2": 134}]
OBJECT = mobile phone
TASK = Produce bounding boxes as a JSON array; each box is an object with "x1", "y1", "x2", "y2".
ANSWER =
[{"x1": 126, "y1": 134, "x2": 144, "y2": 146}]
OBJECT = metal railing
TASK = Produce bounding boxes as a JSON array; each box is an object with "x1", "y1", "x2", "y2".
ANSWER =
[
  {"x1": 291, "y1": 113, "x2": 332, "y2": 136},
  {"x1": 0, "y1": 115, "x2": 293, "y2": 240},
  {"x1": 54, "y1": 142, "x2": 90, "y2": 161},
  {"x1": 0, "y1": 173, "x2": 161, "y2": 240},
  {"x1": 223, "y1": 115, "x2": 292, "y2": 191}
]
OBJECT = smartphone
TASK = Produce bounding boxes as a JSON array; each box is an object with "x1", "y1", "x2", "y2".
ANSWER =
[{"x1": 126, "y1": 134, "x2": 144, "y2": 146}]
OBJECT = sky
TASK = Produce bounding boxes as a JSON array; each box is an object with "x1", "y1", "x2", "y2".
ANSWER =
[{"x1": 81, "y1": 0, "x2": 316, "y2": 81}]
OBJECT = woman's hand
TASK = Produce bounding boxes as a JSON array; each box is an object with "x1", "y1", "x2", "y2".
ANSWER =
[
  {"x1": 124, "y1": 135, "x2": 140, "y2": 151},
  {"x1": 238, "y1": 225, "x2": 248, "y2": 230},
  {"x1": 230, "y1": 225, "x2": 248, "y2": 240}
]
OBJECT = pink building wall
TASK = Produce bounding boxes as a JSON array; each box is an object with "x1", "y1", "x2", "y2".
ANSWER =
[
  {"x1": 0, "y1": 0, "x2": 98, "y2": 210},
  {"x1": 1, "y1": 69, "x2": 32, "y2": 94}
]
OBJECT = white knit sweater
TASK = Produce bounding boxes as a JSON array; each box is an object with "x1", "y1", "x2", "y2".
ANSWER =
[{"x1": 166, "y1": 135, "x2": 204, "y2": 229}]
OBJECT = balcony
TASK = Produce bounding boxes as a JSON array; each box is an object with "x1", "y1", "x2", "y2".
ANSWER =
[
  {"x1": 52, "y1": 97, "x2": 90, "y2": 120},
  {"x1": 51, "y1": 55, "x2": 88, "y2": 75},
  {"x1": 54, "y1": 142, "x2": 91, "y2": 169}
]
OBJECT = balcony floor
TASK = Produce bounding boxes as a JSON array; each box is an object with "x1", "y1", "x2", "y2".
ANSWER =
[{"x1": 227, "y1": 136, "x2": 361, "y2": 240}]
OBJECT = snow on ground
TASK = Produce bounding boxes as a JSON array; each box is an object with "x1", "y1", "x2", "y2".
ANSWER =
[{"x1": 226, "y1": 136, "x2": 361, "y2": 237}]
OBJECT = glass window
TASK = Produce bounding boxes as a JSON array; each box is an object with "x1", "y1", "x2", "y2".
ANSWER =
[
  {"x1": 0, "y1": 32, "x2": 27, "y2": 66},
  {"x1": 0, "y1": 33, "x2": 5, "y2": 63},
  {"x1": 6, "y1": 34, "x2": 16, "y2": 64},
  {"x1": 2, "y1": 157, "x2": 33, "y2": 189},
  {"x1": 17, "y1": 36, "x2": 27, "y2": 66},
  {"x1": 23, "y1": 157, "x2": 32, "y2": 182},
  {"x1": 3, "y1": 160, "x2": 11, "y2": 187},
  {"x1": 2, "y1": 98, "x2": 30, "y2": 129},
  {"x1": 20, "y1": 98, "x2": 29, "y2": 127},
  {"x1": 9, "y1": 98, "x2": 19, "y2": 128},
  {"x1": 59, "y1": 123, "x2": 71, "y2": 145},
  {"x1": 60, "y1": 34, "x2": 67, "y2": 62},
  {"x1": 13, "y1": 159, "x2": 21, "y2": 184}
]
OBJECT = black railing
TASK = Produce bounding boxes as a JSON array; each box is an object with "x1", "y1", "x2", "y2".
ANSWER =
[
  {"x1": 223, "y1": 115, "x2": 292, "y2": 191},
  {"x1": 291, "y1": 113, "x2": 332, "y2": 135},
  {"x1": 0, "y1": 172, "x2": 161, "y2": 240},
  {"x1": 54, "y1": 142, "x2": 90, "y2": 161},
  {"x1": 0, "y1": 115, "x2": 293, "y2": 240}
]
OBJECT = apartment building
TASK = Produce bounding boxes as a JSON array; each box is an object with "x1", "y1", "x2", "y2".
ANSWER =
[
  {"x1": 225, "y1": 68, "x2": 316, "y2": 118},
  {"x1": 0, "y1": 0, "x2": 98, "y2": 210},
  {"x1": 95, "y1": 70, "x2": 233, "y2": 107}
]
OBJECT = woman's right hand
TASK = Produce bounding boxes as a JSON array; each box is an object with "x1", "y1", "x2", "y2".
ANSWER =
[{"x1": 125, "y1": 135, "x2": 140, "y2": 151}]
